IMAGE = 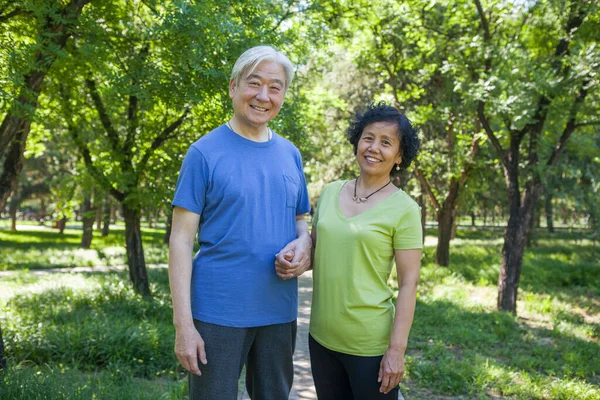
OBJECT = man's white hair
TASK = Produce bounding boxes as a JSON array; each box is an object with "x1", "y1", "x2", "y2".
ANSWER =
[{"x1": 230, "y1": 45, "x2": 295, "y2": 91}]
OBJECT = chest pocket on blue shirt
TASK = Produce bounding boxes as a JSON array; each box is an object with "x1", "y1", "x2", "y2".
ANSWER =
[{"x1": 283, "y1": 174, "x2": 299, "y2": 209}]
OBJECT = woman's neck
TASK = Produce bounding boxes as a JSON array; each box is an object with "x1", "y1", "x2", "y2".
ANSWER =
[{"x1": 357, "y1": 173, "x2": 391, "y2": 191}]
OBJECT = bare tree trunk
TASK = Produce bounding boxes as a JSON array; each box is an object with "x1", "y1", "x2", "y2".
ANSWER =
[
  {"x1": 80, "y1": 195, "x2": 95, "y2": 249},
  {"x1": 122, "y1": 202, "x2": 151, "y2": 297}
]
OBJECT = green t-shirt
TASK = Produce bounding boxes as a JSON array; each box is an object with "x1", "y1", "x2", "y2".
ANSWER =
[{"x1": 309, "y1": 180, "x2": 423, "y2": 356}]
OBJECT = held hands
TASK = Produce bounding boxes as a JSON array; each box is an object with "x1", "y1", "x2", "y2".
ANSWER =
[
  {"x1": 174, "y1": 325, "x2": 207, "y2": 376},
  {"x1": 275, "y1": 236, "x2": 312, "y2": 280},
  {"x1": 378, "y1": 347, "x2": 405, "y2": 394}
]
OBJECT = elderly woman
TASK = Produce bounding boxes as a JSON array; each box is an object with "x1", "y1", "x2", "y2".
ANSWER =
[{"x1": 309, "y1": 102, "x2": 422, "y2": 399}]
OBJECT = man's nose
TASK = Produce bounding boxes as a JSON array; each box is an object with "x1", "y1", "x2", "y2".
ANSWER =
[{"x1": 256, "y1": 85, "x2": 269, "y2": 101}]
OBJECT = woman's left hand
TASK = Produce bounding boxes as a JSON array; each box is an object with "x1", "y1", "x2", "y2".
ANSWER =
[{"x1": 378, "y1": 346, "x2": 405, "y2": 394}]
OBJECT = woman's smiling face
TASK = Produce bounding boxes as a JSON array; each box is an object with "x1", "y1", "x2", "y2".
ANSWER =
[{"x1": 356, "y1": 121, "x2": 402, "y2": 177}]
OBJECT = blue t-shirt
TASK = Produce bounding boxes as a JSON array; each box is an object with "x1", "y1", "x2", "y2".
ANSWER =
[{"x1": 172, "y1": 124, "x2": 310, "y2": 327}]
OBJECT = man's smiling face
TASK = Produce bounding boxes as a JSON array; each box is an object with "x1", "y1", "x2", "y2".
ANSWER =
[{"x1": 229, "y1": 60, "x2": 286, "y2": 131}]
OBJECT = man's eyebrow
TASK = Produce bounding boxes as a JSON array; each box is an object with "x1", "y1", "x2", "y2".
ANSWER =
[{"x1": 245, "y1": 74, "x2": 284, "y2": 87}]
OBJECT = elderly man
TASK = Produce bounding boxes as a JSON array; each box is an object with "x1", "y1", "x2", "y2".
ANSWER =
[{"x1": 168, "y1": 45, "x2": 311, "y2": 400}]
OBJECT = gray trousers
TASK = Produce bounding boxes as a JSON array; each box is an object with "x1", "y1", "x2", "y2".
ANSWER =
[{"x1": 189, "y1": 319, "x2": 297, "y2": 400}]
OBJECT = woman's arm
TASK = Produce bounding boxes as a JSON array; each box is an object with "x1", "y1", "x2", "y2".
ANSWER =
[{"x1": 378, "y1": 248, "x2": 421, "y2": 394}]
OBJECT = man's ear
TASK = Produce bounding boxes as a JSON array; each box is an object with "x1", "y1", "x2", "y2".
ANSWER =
[{"x1": 229, "y1": 79, "x2": 236, "y2": 97}]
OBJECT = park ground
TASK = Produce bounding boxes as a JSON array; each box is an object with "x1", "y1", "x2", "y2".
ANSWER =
[{"x1": 0, "y1": 221, "x2": 599, "y2": 399}]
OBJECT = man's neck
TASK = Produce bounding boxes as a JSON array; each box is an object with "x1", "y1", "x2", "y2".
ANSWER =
[{"x1": 228, "y1": 118, "x2": 270, "y2": 142}]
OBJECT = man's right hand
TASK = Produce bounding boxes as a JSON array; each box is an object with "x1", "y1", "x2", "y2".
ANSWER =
[{"x1": 174, "y1": 325, "x2": 207, "y2": 376}]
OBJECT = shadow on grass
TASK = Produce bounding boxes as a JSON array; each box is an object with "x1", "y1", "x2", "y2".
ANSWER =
[{"x1": 408, "y1": 298, "x2": 600, "y2": 397}]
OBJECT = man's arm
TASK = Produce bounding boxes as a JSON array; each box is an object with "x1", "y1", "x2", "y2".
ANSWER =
[
  {"x1": 168, "y1": 206, "x2": 206, "y2": 376},
  {"x1": 274, "y1": 215, "x2": 312, "y2": 279}
]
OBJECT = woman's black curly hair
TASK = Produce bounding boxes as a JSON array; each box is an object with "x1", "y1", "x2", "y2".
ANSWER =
[{"x1": 347, "y1": 102, "x2": 420, "y2": 172}]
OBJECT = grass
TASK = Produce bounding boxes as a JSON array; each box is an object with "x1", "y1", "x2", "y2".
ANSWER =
[
  {"x1": 0, "y1": 223, "x2": 169, "y2": 270},
  {"x1": 395, "y1": 229, "x2": 600, "y2": 399},
  {"x1": 1, "y1": 225, "x2": 599, "y2": 399}
]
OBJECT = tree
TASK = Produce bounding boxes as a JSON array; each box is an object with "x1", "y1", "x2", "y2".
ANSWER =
[
  {"x1": 0, "y1": 0, "x2": 90, "y2": 209},
  {"x1": 49, "y1": 0, "x2": 301, "y2": 296},
  {"x1": 473, "y1": 0, "x2": 600, "y2": 312},
  {"x1": 303, "y1": 0, "x2": 485, "y2": 266}
]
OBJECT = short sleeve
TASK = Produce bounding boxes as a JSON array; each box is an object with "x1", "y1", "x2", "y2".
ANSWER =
[
  {"x1": 172, "y1": 146, "x2": 209, "y2": 216},
  {"x1": 393, "y1": 202, "x2": 423, "y2": 250},
  {"x1": 294, "y1": 151, "x2": 311, "y2": 216}
]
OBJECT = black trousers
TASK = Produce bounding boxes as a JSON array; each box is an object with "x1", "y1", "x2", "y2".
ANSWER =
[
  {"x1": 309, "y1": 334, "x2": 400, "y2": 400},
  {"x1": 189, "y1": 320, "x2": 297, "y2": 400}
]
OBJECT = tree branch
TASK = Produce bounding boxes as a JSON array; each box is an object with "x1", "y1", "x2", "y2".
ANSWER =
[
  {"x1": 85, "y1": 78, "x2": 121, "y2": 152},
  {"x1": 546, "y1": 84, "x2": 589, "y2": 167},
  {"x1": 473, "y1": 0, "x2": 491, "y2": 42},
  {"x1": 124, "y1": 44, "x2": 150, "y2": 159},
  {"x1": 0, "y1": 7, "x2": 33, "y2": 24},
  {"x1": 477, "y1": 102, "x2": 508, "y2": 170},
  {"x1": 459, "y1": 135, "x2": 481, "y2": 186},
  {"x1": 414, "y1": 166, "x2": 441, "y2": 214},
  {"x1": 60, "y1": 85, "x2": 124, "y2": 202},
  {"x1": 136, "y1": 108, "x2": 190, "y2": 176}
]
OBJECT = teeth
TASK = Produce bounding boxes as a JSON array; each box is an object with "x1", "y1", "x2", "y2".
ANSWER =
[
  {"x1": 253, "y1": 106, "x2": 267, "y2": 111},
  {"x1": 366, "y1": 157, "x2": 380, "y2": 162}
]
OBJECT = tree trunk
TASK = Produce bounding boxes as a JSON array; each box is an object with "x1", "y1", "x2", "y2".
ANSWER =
[
  {"x1": 80, "y1": 196, "x2": 95, "y2": 249},
  {"x1": 545, "y1": 193, "x2": 554, "y2": 233},
  {"x1": 111, "y1": 204, "x2": 117, "y2": 224},
  {"x1": 417, "y1": 183, "x2": 427, "y2": 245},
  {"x1": 163, "y1": 210, "x2": 173, "y2": 245},
  {"x1": 58, "y1": 216, "x2": 67, "y2": 234},
  {"x1": 122, "y1": 202, "x2": 151, "y2": 297},
  {"x1": 102, "y1": 194, "x2": 111, "y2": 237},
  {"x1": 435, "y1": 179, "x2": 461, "y2": 267},
  {"x1": 147, "y1": 208, "x2": 153, "y2": 228},
  {"x1": 0, "y1": 124, "x2": 29, "y2": 209},
  {"x1": 0, "y1": 324, "x2": 6, "y2": 370},
  {"x1": 0, "y1": 0, "x2": 91, "y2": 210},
  {"x1": 497, "y1": 176, "x2": 542, "y2": 313},
  {"x1": 436, "y1": 206, "x2": 453, "y2": 267},
  {"x1": 40, "y1": 197, "x2": 46, "y2": 223},
  {"x1": 9, "y1": 200, "x2": 17, "y2": 231},
  {"x1": 95, "y1": 202, "x2": 102, "y2": 230},
  {"x1": 471, "y1": 211, "x2": 476, "y2": 226}
]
